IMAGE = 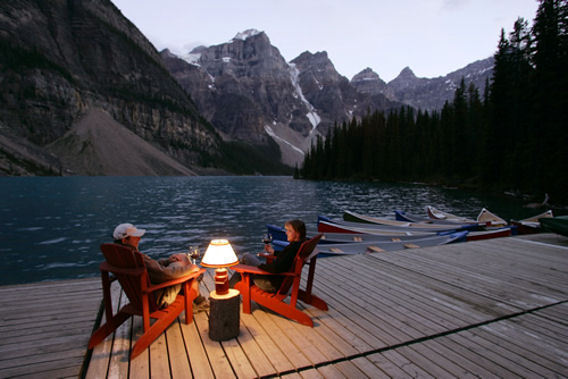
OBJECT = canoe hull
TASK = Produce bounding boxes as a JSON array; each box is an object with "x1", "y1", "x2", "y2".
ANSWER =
[
  {"x1": 466, "y1": 227, "x2": 513, "y2": 241},
  {"x1": 540, "y1": 216, "x2": 568, "y2": 237}
]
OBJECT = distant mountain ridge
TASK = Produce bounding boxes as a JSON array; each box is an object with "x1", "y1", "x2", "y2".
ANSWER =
[{"x1": 351, "y1": 58, "x2": 494, "y2": 111}]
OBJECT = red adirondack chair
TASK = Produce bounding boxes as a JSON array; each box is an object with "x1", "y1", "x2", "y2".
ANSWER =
[
  {"x1": 231, "y1": 234, "x2": 328, "y2": 327},
  {"x1": 88, "y1": 243, "x2": 205, "y2": 359}
]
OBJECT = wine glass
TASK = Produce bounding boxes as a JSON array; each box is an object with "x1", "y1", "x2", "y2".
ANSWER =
[
  {"x1": 189, "y1": 246, "x2": 201, "y2": 264},
  {"x1": 262, "y1": 233, "x2": 273, "y2": 245}
]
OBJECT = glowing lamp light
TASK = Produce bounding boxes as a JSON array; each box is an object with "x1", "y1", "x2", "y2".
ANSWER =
[{"x1": 200, "y1": 239, "x2": 239, "y2": 295}]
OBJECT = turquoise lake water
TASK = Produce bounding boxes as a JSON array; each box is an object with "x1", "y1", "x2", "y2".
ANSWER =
[{"x1": 0, "y1": 176, "x2": 544, "y2": 285}]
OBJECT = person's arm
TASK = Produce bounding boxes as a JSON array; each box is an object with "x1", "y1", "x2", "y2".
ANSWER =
[
  {"x1": 142, "y1": 254, "x2": 199, "y2": 283},
  {"x1": 258, "y1": 241, "x2": 300, "y2": 273}
]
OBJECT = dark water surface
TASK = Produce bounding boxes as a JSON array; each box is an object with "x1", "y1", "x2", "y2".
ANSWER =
[{"x1": 0, "y1": 176, "x2": 541, "y2": 285}]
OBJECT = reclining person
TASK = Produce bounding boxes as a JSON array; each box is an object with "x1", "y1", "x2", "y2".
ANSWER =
[
  {"x1": 228, "y1": 219, "x2": 306, "y2": 292},
  {"x1": 112, "y1": 223, "x2": 209, "y2": 311}
]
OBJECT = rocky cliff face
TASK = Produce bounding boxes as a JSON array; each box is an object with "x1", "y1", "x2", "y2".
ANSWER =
[
  {"x1": 0, "y1": 0, "x2": 221, "y2": 175},
  {"x1": 351, "y1": 58, "x2": 494, "y2": 111},
  {"x1": 162, "y1": 30, "x2": 319, "y2": 166},
  {"x1": 291, "y1": 52, "x2": 400, "y2": 132},
  {"x1": 162, "y1": 32, "x2": 402, "y2": 165}
]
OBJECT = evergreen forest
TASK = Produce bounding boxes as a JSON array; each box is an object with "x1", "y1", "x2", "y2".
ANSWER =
[{"x1": 299, "y1": 0, "x2": 568, "y2": 202}]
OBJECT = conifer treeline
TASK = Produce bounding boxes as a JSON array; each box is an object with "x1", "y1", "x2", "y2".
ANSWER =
[{"x1": 300, "y1": 0, "x2": 567, "y2": 201}]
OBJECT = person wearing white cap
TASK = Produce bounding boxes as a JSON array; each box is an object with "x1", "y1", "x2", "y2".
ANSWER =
[{"x1": 112, "y1": 223, "x2": 209, "y2": 311}]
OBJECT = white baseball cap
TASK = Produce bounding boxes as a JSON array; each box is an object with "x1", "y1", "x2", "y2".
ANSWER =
[{"x1": 113, "y1": 223, "x2": 146, "y2": 240}]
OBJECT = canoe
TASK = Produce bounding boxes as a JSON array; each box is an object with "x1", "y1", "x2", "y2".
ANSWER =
[
  {"x1": 318, "y1": 219, "x2": 454, "y2": 236},
  {"x1": 395, "y1": 209, "x2": 482, "y2": 227},
  {"x1": 539, "y1": 215, "x2": 568, "y2": 237},
  {"x1": 466, "y1": 227, "x2": 513, "y2": 241},
  {"x1": 510, "y1": 210, "x2": 554, "y2": 235},
  {"x1": 425, "y1": 205, "x2": 476, "y2": 223},
  {"x1": 342, "y1": 210, "x2": 475, "y2": 231},
  {"x1": 477, "y1": 208, "x2": 508, "y2": 227},
  {"x1": 309, "y1": 231, "x2": 468, "y2": 255},
  {"x1": 267, "y1": 224, "x2": 457, "y2": 244}
]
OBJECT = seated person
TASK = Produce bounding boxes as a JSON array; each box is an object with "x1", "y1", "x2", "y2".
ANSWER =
[
  {"x1": 112, "y1": 223, "x2": 209, "y2": 311},
  {"x1": 228, "y1": 219, "x2": 306, "y2": 292}
]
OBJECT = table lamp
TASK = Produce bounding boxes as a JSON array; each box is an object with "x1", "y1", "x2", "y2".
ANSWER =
[{"x1": 200, "y1": 239, "x2": 239, "y2": 295}]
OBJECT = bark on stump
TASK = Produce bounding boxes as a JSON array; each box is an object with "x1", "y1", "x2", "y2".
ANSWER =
[{"x1": 208, "y1": 289, "x2": 240, "y2": 341}]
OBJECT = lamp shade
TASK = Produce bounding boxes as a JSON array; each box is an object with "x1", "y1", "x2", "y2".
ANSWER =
[{"x1": 200, "y1": 239, "x2": 239, "y2": 268}]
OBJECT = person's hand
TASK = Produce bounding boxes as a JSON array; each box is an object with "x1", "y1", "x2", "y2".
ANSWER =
[
  {"x1": 264, "y1": 244, "x2": 274, "y2": 254},
  {"x1": 170, "y1": 253, "x2": 189, "y2": 265}
]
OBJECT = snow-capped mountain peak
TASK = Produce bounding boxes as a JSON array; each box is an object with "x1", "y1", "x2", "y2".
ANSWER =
[{"x1": 233, "y1": 29, "x2": 263, "y2": 41}]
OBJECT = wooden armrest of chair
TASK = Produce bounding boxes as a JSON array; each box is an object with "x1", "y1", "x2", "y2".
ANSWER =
[
  {"x1": 231, "y1": 264, "x2": 296, "y2": 277},
  {"x1": 145, "y1": 268, "x2": 205, "y2": 293},
  {"x1": 231, "y1": 263, "x2": 270, "y2": 275}
]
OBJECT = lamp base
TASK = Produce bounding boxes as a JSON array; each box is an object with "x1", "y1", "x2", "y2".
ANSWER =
[
  {"x1": 214, "y1": 268, "x2": 230, "y2": 295},
  {"x1": 209, "y1": 289, "x2": 240, "y2": 341}
]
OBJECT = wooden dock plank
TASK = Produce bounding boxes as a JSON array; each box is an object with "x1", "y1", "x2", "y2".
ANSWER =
[
  {"x1": 250, "y1": 307, "x2": 313, "y2": 369},
  {"x1": 265, "y1": 309, "x2": 330, "y2": 366},
  {"x1": 473, "y1": 325, "x2": 568, "y2": 376},
  {"x1": 149, "y1": 332, "x2": 170, "y2": 377},
  {"x1": 395, "y1": 345, "x2": 456, "y2": 377},
  {"x1": 314, "y1": 270, "x2": 420, "y2": 343},
  {"x1": 329, "y1": 255, "x2": 473, "y2": 328},
  {"x1": 380, "y1": 350, "x2": 435, "y2": 378},
  {"x1": 179, "y1": 317, "x2": 214, "y2": 379},
  {"x1": 107, "y1": 291, "x2": 131, "y2": 378},
  {"x1": 193, "y1": 311, "x2": 236, "y2": 378},
  {"x1": 166, "y1": 321, "x2": 193, "y2": 378},
  {"x1": 85, "y1": 282, "x2": 121, "y2": 379},
  {"x1": 297, "y1": 368, "x2": 323, "y2": 378},
  {"x1": 332, "y1": 360, "x2": 367, "y2": 378},
  {"x1": 239, "y1": 309, "x2": 295, "y2": 374},
  {"x1": 349, "y1": 356, "x2": 391, "y2": 378},
  {"x1": 323, "y1": 258, "x2": 460, "y2": 334},
  {"x1": 447, "y1": 333, "x2": 534, "y2": 377},
  {"x1": 221, "y1": 334, "x2": 258, "y2": 378},
  {"x1": 314, "y1": 364, "x2": 347, "y2": 378},
  {"x1": 128, "y1": 315, "x2": 150, "y2": 379},
  {"x1": 233, "y1": 312, "x2": 278, "y2": 377},
  {"x1": 408, "y1": 342, "x2": 487, "y2": 378},
  {"x1": 419, "y1": 339, "x2": 499, "y2": 378}
]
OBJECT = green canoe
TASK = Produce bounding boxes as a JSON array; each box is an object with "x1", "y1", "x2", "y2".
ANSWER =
[{"x1": 540, "y1": 215, "x2": 568, "y2": 237}]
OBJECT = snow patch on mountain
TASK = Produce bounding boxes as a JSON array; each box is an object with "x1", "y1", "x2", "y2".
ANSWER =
[
  {"x1": 264, "y1": 125, "x2": 305, "y2": 155},
  {"x1": 182, "y1": 52, "x2": 201, "y2": 66},
  {"x1": 288, "y1": 63, "x2": 321, "y2": 130}
]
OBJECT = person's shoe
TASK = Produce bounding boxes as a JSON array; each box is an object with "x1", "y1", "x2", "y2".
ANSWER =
[{"x1": 193, "y1": 298, "x2": 210, "y2": 313}]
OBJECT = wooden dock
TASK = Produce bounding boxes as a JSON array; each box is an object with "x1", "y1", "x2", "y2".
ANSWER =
[{"x1": 1, "y1": 233, "x2": 567, "y2": 378}]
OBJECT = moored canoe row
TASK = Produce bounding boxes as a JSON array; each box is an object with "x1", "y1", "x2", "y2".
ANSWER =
[{"x1": 267, "y1": 207, "x2": 560, "y2": 256}]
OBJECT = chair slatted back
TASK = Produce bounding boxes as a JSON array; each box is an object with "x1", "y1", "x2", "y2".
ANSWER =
[
  {"x1": 276, "y1": 234, "x2": 323, "y2": 296},
  {"x1": 100, "y1": 243, "x2": 157, "y2": 312}
]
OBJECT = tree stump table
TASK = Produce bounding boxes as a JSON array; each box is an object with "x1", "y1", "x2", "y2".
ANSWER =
[{"x1": 208, "y1": 289, "x2": 240, "y2": 341}]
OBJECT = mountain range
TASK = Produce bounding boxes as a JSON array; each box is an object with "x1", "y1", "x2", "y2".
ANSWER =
[{"x1": 0, "y1": 1, "x2": 494, "y2": 175}]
